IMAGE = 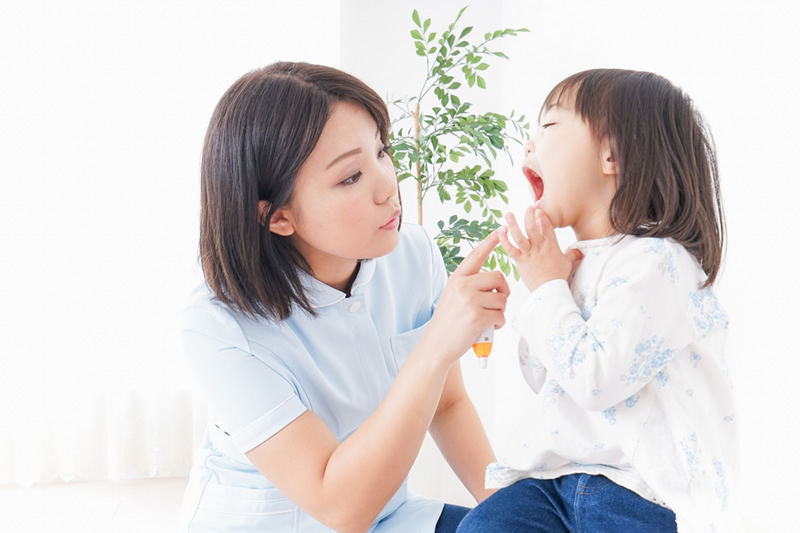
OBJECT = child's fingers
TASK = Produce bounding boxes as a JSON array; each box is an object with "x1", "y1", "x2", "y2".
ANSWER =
[
  {"x1": 524, "y1": 207, "x2": 543, "y2": 246},
  {"x1": 498, "y1": 226, "x2": 521, "y2": 258},
  {"x1": 534, "y1": 208, "x2": 557, "y2": 243},
  {"x1": 566, "y1": 248, "x2": 584, "y2": 281},
  {"x1": 505, "y1": 212, "x2": 530, "y2": 251}
]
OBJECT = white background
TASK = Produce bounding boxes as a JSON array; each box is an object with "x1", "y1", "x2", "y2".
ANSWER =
[{"x1": 1, "y1": 1, "x2": 798, "y2": 530}]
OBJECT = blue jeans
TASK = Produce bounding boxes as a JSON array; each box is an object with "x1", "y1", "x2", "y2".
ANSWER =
[
  {"x1": 435, "y1": 503, "x2": 471, "y2": 532},
  {"x1": 456, "y1": 474, "x2": 677, "y2": 533}
]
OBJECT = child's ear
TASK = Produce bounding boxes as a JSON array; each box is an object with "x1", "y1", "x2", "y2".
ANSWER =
[
  {"x1": 600, "y1": 136, "x2": 618, "y2": 177},
  {"x1": 258, "y1": 200, "x2": 296, "y2": 236}
]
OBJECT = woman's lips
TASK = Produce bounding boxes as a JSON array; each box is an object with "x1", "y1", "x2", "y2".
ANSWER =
[
  {"x1": 381, "y1": 209, "x2": 401, "y2": 230},
  {"x1": 523, "y1": 166, "x2": 544, "y2": 201}
]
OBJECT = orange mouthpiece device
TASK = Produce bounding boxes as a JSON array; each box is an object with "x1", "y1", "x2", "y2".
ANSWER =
[{"x1": 472, "y1": 326, "x2": 494, "y2": 369}]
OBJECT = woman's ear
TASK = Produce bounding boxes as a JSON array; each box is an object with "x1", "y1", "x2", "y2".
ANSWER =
[
  {"x1": 257, "y1": 200, "x2": 270, "y2": 227},
  {"x1": 600, "y1": 137, "x2": 618, "y2": 177},
  {"x1": 258, "y1": 200, "x2": 295, "y2": 236}
]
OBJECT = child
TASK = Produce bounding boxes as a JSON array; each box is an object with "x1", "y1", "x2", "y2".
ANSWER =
[
  {"x1": 457, "y1": 69, "x2": 738, "y2": 532},
  {"x1": 179, "y1": 62, "x2": 510, "y2": 532}
]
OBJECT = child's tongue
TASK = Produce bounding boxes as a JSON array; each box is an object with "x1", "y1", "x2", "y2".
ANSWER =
[{"x1": 523, "y1": 167, "x2": 544, "y2": 202}]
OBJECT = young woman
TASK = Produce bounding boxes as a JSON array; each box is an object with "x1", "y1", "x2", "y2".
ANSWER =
[{"x1": 179, "y1": 62, "x2": 509, "y2": 533}]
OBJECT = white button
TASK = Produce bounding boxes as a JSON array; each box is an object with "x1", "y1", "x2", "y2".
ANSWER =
[{"x1": 349, "y1": 301, "x2": 361, "y2": 313}]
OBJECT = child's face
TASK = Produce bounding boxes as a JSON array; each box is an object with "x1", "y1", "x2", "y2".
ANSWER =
[
  {"x1": 521, "y1": 97, "x2": 616, "y2": 241},
  {"x1": 271, "y1": 101, "x2": 401, "y2": 291}
]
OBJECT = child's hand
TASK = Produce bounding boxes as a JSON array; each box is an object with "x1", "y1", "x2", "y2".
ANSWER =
[{"x1": 499, "y1": 208, "x2": 583, "y2": 292}]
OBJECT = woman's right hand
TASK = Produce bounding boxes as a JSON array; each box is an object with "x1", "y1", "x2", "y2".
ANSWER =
[{"x1": 422, "y1": 231, "x2": 510, "y2": 365}]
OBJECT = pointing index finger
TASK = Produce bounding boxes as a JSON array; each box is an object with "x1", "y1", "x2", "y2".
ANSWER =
[{"x1": 453, "y1": 231, "x2": 499, "y2": 277}]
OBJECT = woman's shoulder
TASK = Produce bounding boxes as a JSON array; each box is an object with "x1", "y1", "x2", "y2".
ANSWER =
[
  {"x1": 397, "y1": 221, "x2": 433, "y2": 246},
  {"x1": 390, "y1": 222, "x2": 437, "y2": 262},
  {"x1": 181, "y1": 282, "x2": 252, "y2": 351}
]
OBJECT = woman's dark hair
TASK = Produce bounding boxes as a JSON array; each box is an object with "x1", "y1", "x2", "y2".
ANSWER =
[
  {"x1": 200, "y1": 62, "x2": 391, "y2": 320},
  {"x1": 542, "y1": 69, "x2": 725, "y2": 286}
]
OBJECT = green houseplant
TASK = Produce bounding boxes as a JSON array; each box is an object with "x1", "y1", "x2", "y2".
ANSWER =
[{"x1": 389, "y1": 7, "x2": 529, "y2": 275}]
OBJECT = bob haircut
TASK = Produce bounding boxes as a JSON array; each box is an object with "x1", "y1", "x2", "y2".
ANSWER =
[
  {"x1": 200, "y1": 62, "x2": 392, "y2": 321},
  {"x1": 542, "y1": 69, "x2": 725, "y2": 286}
]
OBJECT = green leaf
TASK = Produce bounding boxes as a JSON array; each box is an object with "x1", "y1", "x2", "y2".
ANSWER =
[{"x1": 392, "y1": 7, "x2": 529, "y2": 274}]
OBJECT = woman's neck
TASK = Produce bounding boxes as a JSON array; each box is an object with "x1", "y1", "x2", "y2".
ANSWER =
[{"x1": 313, "y1": 260, "x2": 361, "y2": 295}]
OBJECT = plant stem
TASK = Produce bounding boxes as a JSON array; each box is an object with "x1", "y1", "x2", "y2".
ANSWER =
[{"x1": 412, "y1": 101, "x2": 423, "y2": 225}]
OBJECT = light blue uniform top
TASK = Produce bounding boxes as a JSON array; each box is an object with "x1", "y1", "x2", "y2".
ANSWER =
[{"x1": 179, "y1": 224, "x2": 446, "y2": 532}]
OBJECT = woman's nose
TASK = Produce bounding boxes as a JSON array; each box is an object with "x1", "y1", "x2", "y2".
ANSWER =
[
  {"x1": 524, "y1": 138, "x2": 535, "y2": 157},
  {"x1": 376, "y1": 164, "x2": 398, "y2": 204}
]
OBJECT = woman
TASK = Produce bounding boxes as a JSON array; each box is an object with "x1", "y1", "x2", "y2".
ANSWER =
[{"x1": 179, "y1": 61, "x2": 509, "y2": 532}]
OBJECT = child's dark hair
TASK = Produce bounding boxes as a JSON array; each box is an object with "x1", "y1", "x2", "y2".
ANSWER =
[
  {"x1": 200, "y1": 62, "x2": 391, "y2": 320},
  {"x1": 543, "y1": 69, "x2": 725, "y2": 286}
]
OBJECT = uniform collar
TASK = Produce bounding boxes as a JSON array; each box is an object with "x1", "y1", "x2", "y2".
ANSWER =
[{"x1": 302, "y1": 259, "x2": 377, "y2": 309}]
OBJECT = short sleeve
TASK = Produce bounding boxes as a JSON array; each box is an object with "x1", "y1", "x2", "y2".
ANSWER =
[
  {"x1": 421, "y1": 225, "x2": 447, "y2": 307},
  {"x1": 182, "y1": 294, "x2": 307, "y2": 452}
]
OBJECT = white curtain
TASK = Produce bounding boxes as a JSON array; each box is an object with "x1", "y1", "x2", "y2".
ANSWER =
[
  {"x1": 0, "y1": 390, "x2": 206, "y2": 486},
  {"x1": 0, "y1": 0, "x2": 339, "y2": 487}
]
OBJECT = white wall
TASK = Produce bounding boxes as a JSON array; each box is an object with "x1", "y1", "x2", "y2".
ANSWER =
[
  {"x1": 341, "y1": 1, "x2": 800, "y2": 530},
  {"x1": 2, "y1": 0, "x2": 797, "y2": 529},
  {"x1": 0, "y1": 0, "x2": 340, "y2": 395},
  {"x1": 0, "y1": 0, "x2": 341, "y2": 484}
]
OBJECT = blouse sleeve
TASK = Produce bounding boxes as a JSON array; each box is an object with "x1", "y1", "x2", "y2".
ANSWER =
[
  {"x1": 182, "y1": 297, "x2": 307, "y2": 452},
  {"x1": 514, "y1": 239, "x2": 698, "y2": 411}
]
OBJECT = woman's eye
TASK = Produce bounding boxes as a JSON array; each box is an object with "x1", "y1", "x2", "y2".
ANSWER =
[
  {"x1": 341, "y1": 171, "x2": 362, "y2": 186},
  {"x1": 378, "y1": 144, "x2": 388, "y2": 158},
  {"x1": 541, "y1": 122, "x2": 555, "y2": 129}
]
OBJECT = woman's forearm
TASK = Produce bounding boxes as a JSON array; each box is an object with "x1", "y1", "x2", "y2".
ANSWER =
[
  {"x1": 247, "y1": 337, "x2": 457, "y2": 533},
  {"x1": 429, "y1": 363, "x2": 496, "y2": 503}
]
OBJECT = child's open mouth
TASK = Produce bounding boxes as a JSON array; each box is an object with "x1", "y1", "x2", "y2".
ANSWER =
[{"x1": 523, "y1": 166, "x2": 544, "y2": 202}]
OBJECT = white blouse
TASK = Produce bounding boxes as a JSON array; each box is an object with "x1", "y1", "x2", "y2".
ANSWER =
[{"x1": 487, "y1": 235, "x2": 740, "y2": 532}]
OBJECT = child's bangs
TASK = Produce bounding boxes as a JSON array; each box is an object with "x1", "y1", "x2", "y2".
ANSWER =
[
  {"x1": 540, "y1": 70, "x2": 612, "y2": 137},
  {"x1": 538, "y1": 77, "x2": 582, "y2": 123}
]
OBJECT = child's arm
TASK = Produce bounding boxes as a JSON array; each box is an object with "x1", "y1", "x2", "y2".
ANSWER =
[{"x1": 500, "y1": 209, "x2": 702, "y2": 411}]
